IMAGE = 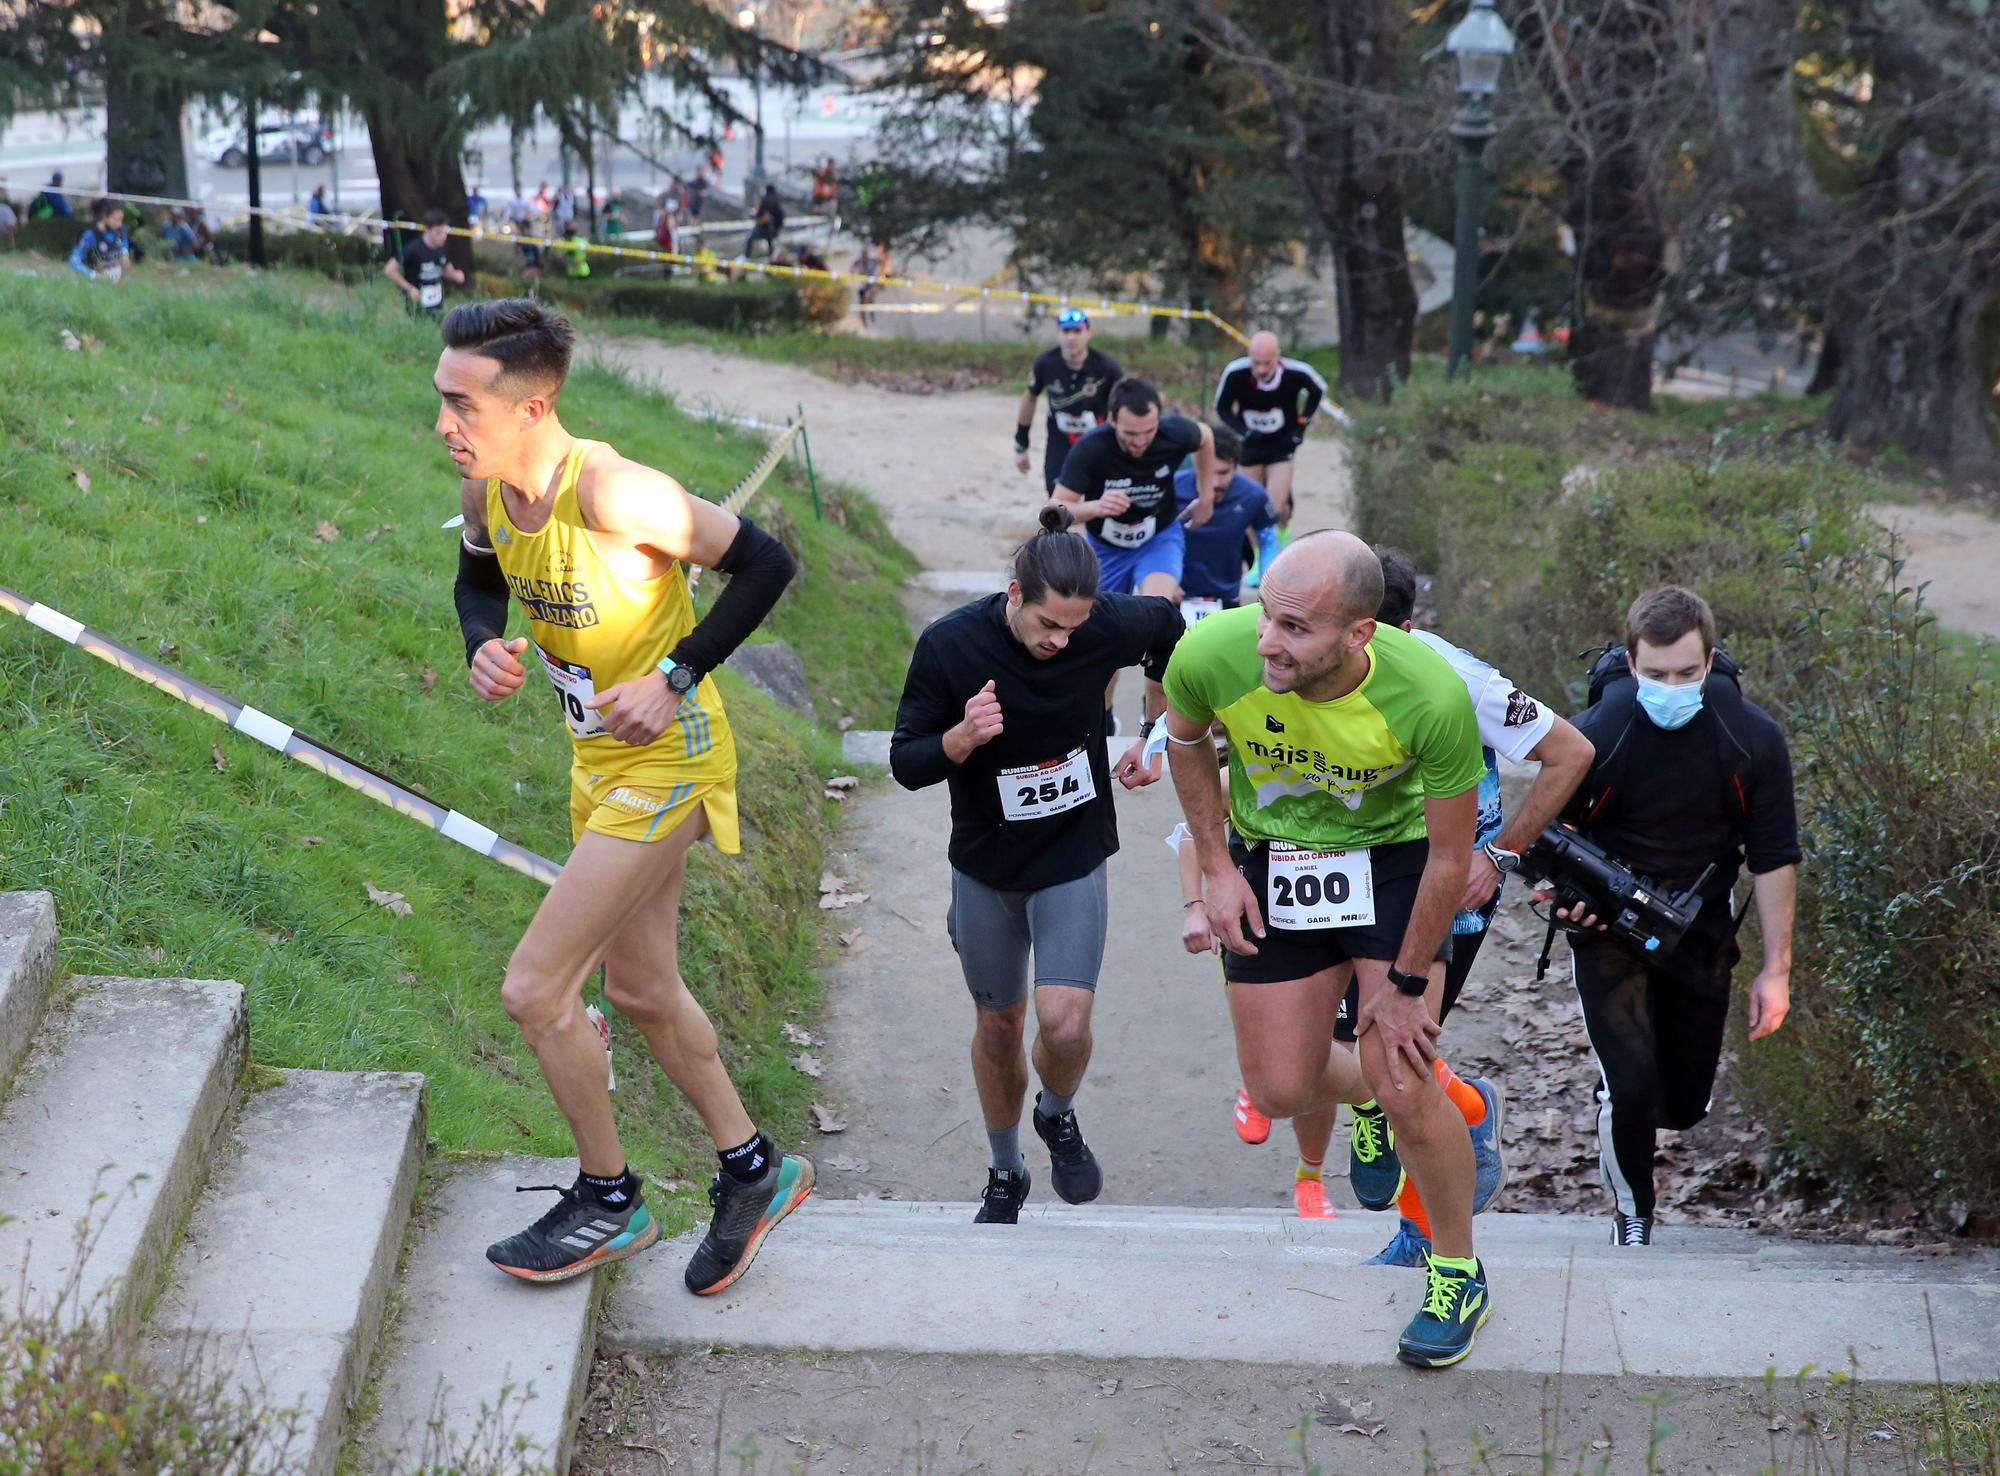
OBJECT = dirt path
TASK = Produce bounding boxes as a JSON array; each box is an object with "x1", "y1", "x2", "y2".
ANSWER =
[{"x1": 1868, "y1": 499, "x2": 2000, "y2": 638}]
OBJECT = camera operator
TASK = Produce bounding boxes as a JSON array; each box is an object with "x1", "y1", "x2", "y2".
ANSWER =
[{"x1": 1557, "y1": 587, "x2": 1799, "y2": 1248}]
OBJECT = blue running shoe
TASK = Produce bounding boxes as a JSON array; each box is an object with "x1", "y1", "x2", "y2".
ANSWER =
[
  {"x1": 1468, "y1": 1078, "x2": 1507, "y2": 1214},
  {"x1": 1368, "y1": 1216, "x2": 1432, "y2": 1268},
  {"x1": 1396, "y1": 1255, "x2": 1492, "y2": 1369},
  {"x1": 1348, "y1": 1100, "x2": 1402, "y2": 1210}
]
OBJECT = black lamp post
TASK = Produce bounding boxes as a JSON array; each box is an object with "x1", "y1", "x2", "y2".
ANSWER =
[
  {"x1": 738, "y1": 6, "x2": 767, "y2": 204},
  {"x1": 1444, "y1": 0, "x2": 1515, "y2": 380}
]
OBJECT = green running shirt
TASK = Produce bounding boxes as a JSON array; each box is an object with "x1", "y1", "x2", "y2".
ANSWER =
[{"x1": 1162, "y1": 608, "x2": 1484, "y2": 850}]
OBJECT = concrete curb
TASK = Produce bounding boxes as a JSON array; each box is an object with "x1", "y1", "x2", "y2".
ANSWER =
[
  {"x1": 0, "y1": 977, "x2": 245, "y2": 1338},
  {"x1": 0, "y1": 889, "x2": 58, "y2": 1092},
  {"x1": 149, "y1": 1069, "x2": 427, "y2": 1476},
  {"x1": 359, "y1": 1156, "x2": 605, "y2": 1476},
  {"x1": 604, "y1": 1200, "x2": 2000, "y2": 1383}
]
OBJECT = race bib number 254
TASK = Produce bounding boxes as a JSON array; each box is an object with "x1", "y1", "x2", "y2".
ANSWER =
[{"x1": 998, "y1": 747, "x2": 1095, "y2": 821}]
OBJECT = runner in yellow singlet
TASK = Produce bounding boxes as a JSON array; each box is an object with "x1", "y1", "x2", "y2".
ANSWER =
[{"x1": 440, "y1": 298, "x2": 813, "y2": 1291}]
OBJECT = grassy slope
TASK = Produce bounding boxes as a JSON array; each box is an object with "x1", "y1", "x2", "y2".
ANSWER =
[{"x1": 0, "y1": 262, "x2": 914, "y2": 1195}]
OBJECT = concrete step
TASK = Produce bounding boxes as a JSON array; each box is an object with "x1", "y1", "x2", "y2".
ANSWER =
[
  {"x1": 357, "y1": 1156, "x2": 605, "y2": 1476},
  {"x1": 604, "y1": 1199, "x2": 2000, "y2": 1384},
  {"x1": 147, "y1": 1069, "x2": 426, "y2": 1476},
  {"x1": 0, "y1": 890, "x2": 59, "y2": 1090},
  {"x1": 0, "y1": 976, "x2": 245, "y2": 1336}
]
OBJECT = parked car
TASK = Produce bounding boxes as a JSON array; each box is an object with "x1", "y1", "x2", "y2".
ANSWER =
[{"x1": 200, "y1": 119, "x2": 333, "y2": 168}]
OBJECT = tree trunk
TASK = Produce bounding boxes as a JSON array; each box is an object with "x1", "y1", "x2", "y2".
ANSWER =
[
  {"x1": 363, "y1": 103, "x2": 471, "y2": 272},
  {"x1": 1826, "y1": 292, "x2": 1998, "y2": 471},
  {"x1": 101, "y1": 6, "x2": 188, "y2": 202},
  {"x1": 1565, "y1": 150, "x2": 1665, "y2": 410}
]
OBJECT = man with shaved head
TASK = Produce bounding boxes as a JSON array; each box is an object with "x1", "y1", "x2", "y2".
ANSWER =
[
  {"x1": 1161, "y1": 531, "x2": 1497, "y2": 1369},
  {"x1": 1211, "y1": 332, "x2": 1332, "y2": 571}
]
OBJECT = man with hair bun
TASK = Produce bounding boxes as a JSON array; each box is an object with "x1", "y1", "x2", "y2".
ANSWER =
[
  {"x1": 890, "y1": 504, "x2": 1185, "y2": 1223},
  {"x1": 439, "y1": 297, "x2": 814, "y2": 1293}
]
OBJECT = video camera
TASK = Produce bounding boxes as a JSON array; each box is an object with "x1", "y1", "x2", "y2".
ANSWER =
[{"x1": 1520, "y1": 823, "x2": 1713, "y2": 979}]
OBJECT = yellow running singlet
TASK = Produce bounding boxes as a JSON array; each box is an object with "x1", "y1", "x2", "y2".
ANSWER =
[{"x1": 487, "y1": 439, "x2": 740, "y2": 850}]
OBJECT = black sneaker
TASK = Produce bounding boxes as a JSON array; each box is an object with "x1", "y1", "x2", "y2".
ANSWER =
[
  {"x1": 1032, "y1": 1106, "x2": 1103, "y2": 1204},
  {"x1": 486, "y1": 1181, "x2": 660, "y2": 1284},
  {"x1": 1612, "y1": 1213, "x2": 1654, "y2": 1247},
  {"x1": 683, "y1": 1151, "x2": 815, "y2": 1295},
  {"x1": 974, "y1": 1166, "x2": 1032, "y2": 1224}
]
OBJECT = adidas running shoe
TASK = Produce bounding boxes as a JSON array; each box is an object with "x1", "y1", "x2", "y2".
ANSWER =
[
  {"x1": 1612, "y1": 1213, "x2": 1654, "y2": 1247},
  {"x1": 1293, "y1": 1176, "x2": 1338, "y2": 1219},
  {"x1": 1468, "y1": 1077, "x2": 1507, "y2": 1214},
  {"x1": 1233, "y1": 1085, "x2": 1272, "y2": 1145},
  {"x1": 974, "y1": 1165, "x2": 1032, "y2": 1224},
  {"x1": 1032, "y1": 1105, "x2": 1103, "y2": 1204},
  {"x1": 1396, "y1": 1255, "x2": 1492, "y2": 1369},
  {"x1": 486, "y1": 1180, "x2": 660, "y2": 1284},
  {"x1": 684, "y1": 1152, "x2": 815, "y2": 1295},
  {"x1": 1348, "y1": 1100, "x2": 1403, "y2": 1210},
  {"x1": 1367, "y1": 1216, "x2": 1432, "y2": 1268}
]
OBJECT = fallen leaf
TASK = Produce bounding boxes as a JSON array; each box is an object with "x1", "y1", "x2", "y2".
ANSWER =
[
  {"x1": 790, "y1": 1051, "x2": 825, "y2": 1079},
  {"x1": 81, "y1": 334, "x2": 101, "y2": 353},
  {"x1": 620, "y1": 1351, "x2": 648, "y2": 1379},
  {"x1": 142, "y1": 945, "x2": 166, "y2": 962},
  {"x1": 64, "y1": 415, "x2": 76, "y2": 427},
  {"x1": 419, "y1": 667, "x2": 438, "y2": 692},
  {"x1": 818, "y1": 870, "x2": 847, "y2": 894},
  {"x1": 393, "y1": 970, "x2": 421, "y2": 985},
  {"x1": 69, "y1": 468, "x2": 92, "y2": 494},
  {"x1": 223, "y1": 391, "x2": 244, "y2": 411},
  {"x1": 823, "y1": 788, "x2": 848, "y2": 802},
  {"x1": 808, "y1": 1102, "x2": 846, "y2": 1133},
  {"x1": 195, "y1": 515, "x2": 208, "y2": 525},
  {"x1": 824, "y1": 775, "x2": 859, "y2": 792},
  {"x1": 140, "y1": 413, "x2": 160, "y2": 426},
  {"x1": 837, "y1": 928, "x2": 865, "y2": 948},
  {"x1": 818, "y1": 890, "x2": 869, "y2": 911},
  {"x1": 59, "y1": 329, "x2": 81, "y2": 351},
  {"x1": 780, "y1": 1022, "x2": 823, "y2": 1048},
  {"x1": 211, "y1": 744, "x2": 227, "y2": 772},
  {"x1": 1315, "y1": 1395, "x2": 1384, "y2": 1438},
  {"x1": 1592, "y1": 1437, "x2": 1612, "y2": 1450},
  {"x1": 836, "y1": 715, "x2": 855, "y2": 731},
  {"x1": 364, "y1": 880, "x2": 413, "y2": 916},
  {"x1": 301, "y1": 835, "x2": 323, "y2": 847},
  {"x1": 825, "y1": 1153, "x2": 869, "y2": 1170},
  {"x1": 1098, "y1": 1378, "x2": 1121, "y2": 1397},
  {"x1": 506, "y1": 1113, "x2": 533, "y2": 1136},
  {"x1": 313, "y1": 520, "x2": 341, "y2": 543}
]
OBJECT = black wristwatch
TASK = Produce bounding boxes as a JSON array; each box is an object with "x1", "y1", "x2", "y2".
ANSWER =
[
  {"x1": 1387, "y1": 965, "x2": 1430, "y2": 997},
  {"x1": 657, "y1": 656, "x2": 700, "y2": 695}
]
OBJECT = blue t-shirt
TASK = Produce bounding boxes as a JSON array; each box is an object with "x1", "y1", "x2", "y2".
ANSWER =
[{"x1": 1172, "y1": 469, "x2": 1278, "y2": 601}]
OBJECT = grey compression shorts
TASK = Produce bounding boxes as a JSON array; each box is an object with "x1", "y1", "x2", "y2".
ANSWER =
[{"x1": 946, "y1": 864, "x2": 1109, "y2": 1011}]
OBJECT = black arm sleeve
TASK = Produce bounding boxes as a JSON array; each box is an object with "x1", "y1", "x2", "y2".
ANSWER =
[
  {"x1": 889, "y1": 637, "x2": 959, "y2": 791},
  {"x1": 454, "y1": 541, "x2": 510, "y2": 666},
  {"x1": 666, "y1": 516, "x2": 795, "y2": 676},
  {"x1": 1744, "y1": 720, "x2": 1803, "y2": 874},
  {"x1": 1131, "y1": 595, "x2": 1186, "y2": 683}
]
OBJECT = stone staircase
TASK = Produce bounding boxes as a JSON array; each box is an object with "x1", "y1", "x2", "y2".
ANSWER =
[{"x1": 0, "y1": 891, "x2": 597, "y2": 1475}]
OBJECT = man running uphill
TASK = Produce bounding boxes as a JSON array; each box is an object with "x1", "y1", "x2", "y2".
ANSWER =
[
  {"x1": 1013, "y1": 309, "x2": 1123, "y2": 494},
  {"x1": 890, "y1": 506, "x2": 1185, "y2": 1223},
  {"x1": 1162, "y1": 533, "x2": 1494, "y2": 1368},
  {"x1": 441, "y1": 299, "x2": 813, "y2": 1291}
]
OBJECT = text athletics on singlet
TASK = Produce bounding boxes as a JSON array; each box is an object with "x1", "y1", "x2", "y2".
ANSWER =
[
  {"x1": 486, "y1": 439, "x2": 731, "y2": 767},
  {"x1": 1162, "y1": 608, "x2": 1484, "y2": 850}
]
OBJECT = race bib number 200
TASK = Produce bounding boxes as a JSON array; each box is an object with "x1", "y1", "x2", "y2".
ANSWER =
[
  {"x1": 999, "y1": 747, "x2": 1095, "y2": 821},
  {"x1": 1265, "y1": 842, "x2": 1375, "y2": 929}
]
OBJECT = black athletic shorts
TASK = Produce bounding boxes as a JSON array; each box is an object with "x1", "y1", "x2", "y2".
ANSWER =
[
  {"x1": 1335, "y1": 915, "x2": 1489, "y2": 1043},
  {"x1": 1043, "y1": 437, "x2": 1077, "y2": 494},
  {"x1": 1222, "y1": 835, "x2": 1452, "y2": 985},
  {"x1": 1239, "y1": 431, "x2": 1301, "y2": 468}
]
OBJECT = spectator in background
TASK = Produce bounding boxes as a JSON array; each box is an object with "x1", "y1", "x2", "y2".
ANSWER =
[
  {"x1": 31, "y1": 171, "x2": 73, "y2": 220},
  {"x1": 505, "y1": 187, "x2": 533, "y2": 236},
  {"x1": 384, "y1": 207, "x2": 465, "y2": 315},
  {"x1": 0, "y1": 196, "x2": 18, "y2": 243},
  {"x1": 553, "y1": 184, "x2": 578, "y2": 232},
  {"x1": 743, "y1": 184, "x2": 784, "y2": 259},
  {"x1": 307, "y1": 183, "x2": 331, "y2": 228},
  {"x1": 185, "y1": 206, "x2": 222, "y2": 264},
  {"x1": 467, "y1": 184, "x2": 487, "y2": 228},
  {"x1": 656, "y1": 176, "x2": 686, "y2": 227},
  {"x1": 599, "y1": 193, "x2": 623, "y2": 242},
  {"x1": 161, "y1": 207, "x2": 200, "y2": 260},
  {"x1": 69, "y1": 200, "x2": 131, "y2": 283},
  {"x1": 687, "y1": 169, "x2": 709, "y2": 225},
  {"x1": 553, "y1": 221, "x2": 591, "y2": 278}
]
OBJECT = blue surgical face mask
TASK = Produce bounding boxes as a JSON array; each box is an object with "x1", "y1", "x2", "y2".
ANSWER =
[{"x1": 1635, "y1": 673, "x2": 1706, "y2": 730}]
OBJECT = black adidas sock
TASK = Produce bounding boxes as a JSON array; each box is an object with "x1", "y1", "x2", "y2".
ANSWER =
[
  {"x1": 577, "y1": 1165, "x2": 641, "y2": 1208},
  {"x1": 718, "y1": 1130, "x2": 775, "y2": 1185}
]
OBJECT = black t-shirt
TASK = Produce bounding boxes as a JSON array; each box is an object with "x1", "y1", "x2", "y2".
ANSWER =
[
  {"x1": 890, "y1": 592, "x2": 1185, "y2": 891},
  {"x1": 1028, "y1": 347, "x2": 1124, "y2": 451},
  {"x1": 1055, "y1": 415, "x2": 1204, "y2": 549},
  {"x1": 401, "y1": 239, "x2": 450, "y2": 309},
  {"x1": 1569, "y1": 686, "x2": 1801, "y2": 924},
  {"x1": 1213, "y1": 356, "x2": 1327, "y2": 444}
]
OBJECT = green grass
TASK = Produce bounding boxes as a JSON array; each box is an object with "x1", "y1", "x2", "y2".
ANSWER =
[{"x1": 0, "y1": 259, "x2": 915, "y2": 1202}]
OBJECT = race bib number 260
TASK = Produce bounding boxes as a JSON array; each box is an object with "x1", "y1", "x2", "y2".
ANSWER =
[{"x1": 1265, "y1": 842, "x2": 1375, "y2": 929}]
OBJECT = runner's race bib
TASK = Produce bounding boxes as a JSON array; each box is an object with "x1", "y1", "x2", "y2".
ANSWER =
[
  {"x1": 999, "y1": 747, "x2": 1095, "y2": 821},
  {"x1": 1244, "y1": 408, "x2": 1285, "y2": 435},
  {"x1": 1265, "y1": 842, "x2": 1375, "y2": 929},
  {"x1": 1054, "y1": 410, "x2": 1100, "y2": 437},
  {"x1": 1180, "y1": 597, "x2": 1224, "y2": 627},
  {"x1": 1097, "y1": 517, "x2": 1156, "y2": 550},
  {"x1": 420, "y1": 281, "x2": 444, "y2": 308},
  {"x1": 538, "y1": 646, "x2": 607, "y2": 739}
]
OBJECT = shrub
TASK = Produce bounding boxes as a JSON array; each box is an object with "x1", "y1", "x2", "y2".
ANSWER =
[
  {"x1": 536, "y1": 270, "x2": 827, "y2": 333},
  {"x1": 208, "y1": 228, "x2": 381, "y2": 282},
  {"x1": 1735, "y1": 539, "x2": 2000, "y2": 1217}
]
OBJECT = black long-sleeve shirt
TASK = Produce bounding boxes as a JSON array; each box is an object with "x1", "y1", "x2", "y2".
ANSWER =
[{"x1": 891, "y1": 592, "x2": 1184, "y2": 891}]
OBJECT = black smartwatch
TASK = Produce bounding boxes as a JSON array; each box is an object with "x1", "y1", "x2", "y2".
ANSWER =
[
  {"x1": 1386, "y1": 964, "x2": 1430, "y2": 998},
  {"x1": 657, "y1": 656, "x2": 700, "y2": 695}
]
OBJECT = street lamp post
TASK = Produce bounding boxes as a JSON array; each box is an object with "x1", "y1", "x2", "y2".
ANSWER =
[
  {"x1": 1444, "y1": 0, "x2": 1515, "y2": 380},
  {"x1": 738, "y1": 6, "x2": 767, "y2": 204}
]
